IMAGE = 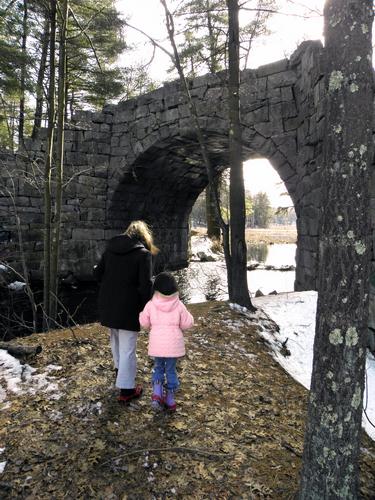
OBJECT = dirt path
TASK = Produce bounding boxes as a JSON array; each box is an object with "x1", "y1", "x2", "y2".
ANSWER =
[{"x1": 0, "y1": 302, "x2": 374, "y2": 499}]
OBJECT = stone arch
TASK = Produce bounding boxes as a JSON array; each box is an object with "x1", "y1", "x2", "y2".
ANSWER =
[
  {"x1": 107, "y1": 124, "x2": 299, "y2": 273},
  {"x1": 106, "y1": 40, "x2": 312, "y2": 284},
  {"x1": 0, "y1": 40, "x2": 325, "y2": 290}
]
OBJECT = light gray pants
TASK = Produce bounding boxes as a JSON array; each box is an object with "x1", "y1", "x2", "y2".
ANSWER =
[{"x1": 110, "y1": 328, "x2": 138, "y2": 389}]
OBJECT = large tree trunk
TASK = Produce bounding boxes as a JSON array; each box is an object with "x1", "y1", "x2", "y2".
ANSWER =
[
  {"x1": 299, "y1": 1, "x2": 374, "y2": 498},
  {"x1": 205, "y1": 0, "x2": 221, "y2": 241},
  {"x1": 206, "y1": 180, "x2": 221, "y2": 239},
  {"x1": 50, "y1": 0, "x2": 69, "y2": 320},
  {"x1": 43, "y1": 0, "x2": 57, "y2": 328},
  {"x1": 32, "y1": 17, "x2": 50, "y2": 139},
  {"x1": 18, "y1": 0, "x2": 28, "y2": 146},
  {"x1": 226, "y1": 0, "x2": 252, "y2": 308}
]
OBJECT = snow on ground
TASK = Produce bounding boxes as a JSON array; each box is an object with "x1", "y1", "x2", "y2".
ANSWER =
[
  {"x1": 0, "y1": 350, "x2": 62, "y2": 406},
  {"x1": 0, "y1": 447, "x2": 5, "y2": 474},
  {"x1": 7, "y1": 281, "x2": 26, "y2": 291},
  {"x1": 250, "y1": 291, "x2": 375, "y2": 441},
  {"x1": 190, "y1": 234, "x2": 220, "y2": 259}
]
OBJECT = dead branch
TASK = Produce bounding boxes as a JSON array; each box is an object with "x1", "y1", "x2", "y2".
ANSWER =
[
  {"x1": 105, "y1": 446, "x2": 234, "y2": 464},
  {"x1": 0, "y1": 342, "x2": 42, "y2": 358},
  {"x1": 69, "y1": 7, "x2": 103, "y2": 72}
]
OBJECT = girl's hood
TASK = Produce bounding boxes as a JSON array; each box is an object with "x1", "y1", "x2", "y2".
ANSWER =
[{"x1": 151, "y1": 292, "x2": 179, "y2": 312}]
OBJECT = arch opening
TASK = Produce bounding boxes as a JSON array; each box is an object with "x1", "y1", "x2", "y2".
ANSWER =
[{"x1": 108, "y1": 132, "x2": 300, "y2": 299}]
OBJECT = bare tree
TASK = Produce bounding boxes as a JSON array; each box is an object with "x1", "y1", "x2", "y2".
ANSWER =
[
  {"x1": 226, "y1": 0, "x2": 252, "y2": 306},
  {"x1": 50, "y1": 0, "x2": 69, "y2": 320},
  {"x1": 157, "y1": 0, "x2": 254, "y2": 308},
  {"x1": 299, "y1": 1, "x2": 374, "y2": 497},
  {"x1": 43, "y1": 0, "x2": 57, "y2": 329}
]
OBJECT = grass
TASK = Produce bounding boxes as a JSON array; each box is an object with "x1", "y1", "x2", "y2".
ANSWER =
[{"x1": 192, "y1": 226, "x2": 297, "y2": 244}]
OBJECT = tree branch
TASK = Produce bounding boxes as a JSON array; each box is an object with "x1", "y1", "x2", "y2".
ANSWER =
[{"x1": 68, "y1": 6, "x2": 103, "y2": 72}]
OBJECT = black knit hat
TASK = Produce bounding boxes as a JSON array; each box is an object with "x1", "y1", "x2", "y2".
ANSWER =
[{"x1": 153, "y1": 272, "x2": 178, "y2": 296}]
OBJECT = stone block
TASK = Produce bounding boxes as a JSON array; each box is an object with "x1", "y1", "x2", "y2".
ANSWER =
[
  {"x1": 242, "y1": 106, "x2": 269, "y2": 125},
  {"x1": 164, "y1": 108, "x2": 179, "y2": 122},
  {"x1": 135, "y1": 105, "x2": 149, "y2": 119},
  {"x1": 72, "y1": 228, "x2": 105, "y2": 240},
  {"x1": 268, "y1": 70, "x2": 297, "y2": 88},
  {"x1": 281, "y1": 86, "x2": 294, "y2": 102},
  {"x1": 93, "y1": 166, "x2": 108, "y2": 179},
  {"x1": 109, "y1": 156, "x2": 126, "y2": 169},
  {"x1": 113, "y1": 111, "x2": 133, "y2": 125},
  {"x1": 149, "y1": 100, "x2": 164, "y2": 113},
  {"x1": 256, "y1": 59, "x2": 289, "y2": 78},
  {"x1": 86, "y1": 154, "x2": 109, "y2": 167},
  {"x1": 100, "y1": 123, "x2": 111, "y2": 133},
  {"x1": 96, "y1": 143, "x2": 110, "y2": 155},
  {"x1": 178, "y1": 104, "x2": 190, "y2": 119},
  {"x1": 282, "y1": 101, "x2": 298, "y2": 119}
]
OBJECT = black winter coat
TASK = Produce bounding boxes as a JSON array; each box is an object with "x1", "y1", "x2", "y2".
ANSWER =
[{"x1": 94, "y1": 235, "x2": 153, "y2": 331}]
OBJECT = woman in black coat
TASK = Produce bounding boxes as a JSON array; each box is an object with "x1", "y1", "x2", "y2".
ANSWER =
[{"x1": 94, "y1": 220, "x2": 158, "y2": 402}]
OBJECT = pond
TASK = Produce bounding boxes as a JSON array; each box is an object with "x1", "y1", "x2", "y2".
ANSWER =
[{"x1": 174, "y1": 242, "x2": 297, "y2": 304}]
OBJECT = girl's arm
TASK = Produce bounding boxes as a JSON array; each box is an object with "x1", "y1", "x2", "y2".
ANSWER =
[
  {"x1": 179, "y1": 304, "x2": 194, "y2": 330},
  {"x1": 139, "y1": 301, "x2": 151, "y2": 330}
]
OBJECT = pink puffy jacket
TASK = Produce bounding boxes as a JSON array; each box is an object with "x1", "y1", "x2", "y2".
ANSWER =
[{"x1": 139, "y1": 292, "x2": 194, "y2": 358}]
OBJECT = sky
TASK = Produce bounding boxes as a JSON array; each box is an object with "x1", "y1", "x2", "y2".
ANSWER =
[{"x1": 115, "y1": 0, "x2": 326, "y2": 207}]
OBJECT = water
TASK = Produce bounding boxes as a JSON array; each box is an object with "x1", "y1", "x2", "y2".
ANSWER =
[
  {"x1": 2, "y1": 243, "x2": 296, "y2": 338},
  {"x1": 174, "y1": 243, "x2": 296, "y2": 303}
]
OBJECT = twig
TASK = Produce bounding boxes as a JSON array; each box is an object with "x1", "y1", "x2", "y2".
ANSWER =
[
  {"x1": 49, "y1": 291, "x2": 80, "y2": 343},
  {"x1": 104, "y1": 446, "x2": 234, "y2": 465},
  {"x1": 69, "y1": 6, "x2": 103, "y2": 72},
  {"x1": 124, "y1": 21, "x2": 174, "y2": 60}
]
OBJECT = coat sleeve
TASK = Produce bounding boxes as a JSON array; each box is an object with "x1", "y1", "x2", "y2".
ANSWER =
[
  {"x1": 179, "y1": 303, "x2": 194, "y2": 330},
  {"x1": 93, "y1": 253, "x2": 105, "y2": 282},
  {"x1": 139, "y1": 301, "x2": 151, "y2": 330},
  {"x1": 138, "y1": 250, "x2": 153, "y2": 309}
]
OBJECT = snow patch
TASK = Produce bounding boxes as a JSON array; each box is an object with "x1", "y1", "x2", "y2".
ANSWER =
[
  {"x1": 191, "y1": 235, "x2": 220, "y2": 259},
  {"x1": 7, "y1": 281, "x2": 26, "y2": 291},
  {"x1": 0, "y1": 349, "x2": 61, "y2": 406},
  {"x1": 252, "y1": 291, "x2": 375, "y2": 441}
]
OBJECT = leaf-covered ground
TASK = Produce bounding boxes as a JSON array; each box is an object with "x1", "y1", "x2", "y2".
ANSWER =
[{"x1": 1, "y1": 301, "x2": 374, "y2": 499}]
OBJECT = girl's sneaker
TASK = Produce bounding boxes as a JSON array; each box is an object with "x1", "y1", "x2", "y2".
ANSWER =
[
  {"x1": 151, "y1": 382, "x2": 164, "y2": 410},
  {"x1": 165, "y1": 390, "x2": 176, "y2": 412}
]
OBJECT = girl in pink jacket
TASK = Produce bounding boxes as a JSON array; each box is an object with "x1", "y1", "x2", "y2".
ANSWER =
[{"x1": 139, "y1": 272, "x2": 194, "y2": 411}]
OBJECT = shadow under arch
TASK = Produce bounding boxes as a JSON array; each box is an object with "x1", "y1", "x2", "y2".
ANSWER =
[{"x1": 107, "y1": 127, "x2": 304, "y2": 286}]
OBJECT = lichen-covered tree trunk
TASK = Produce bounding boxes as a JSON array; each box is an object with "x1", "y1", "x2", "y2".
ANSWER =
[
  {"x1": 299, "y1": 1, "x2": 374, "y2": 498},
  {"x1": 227, "y1": 0, "x2": 252, "y2": 308}
]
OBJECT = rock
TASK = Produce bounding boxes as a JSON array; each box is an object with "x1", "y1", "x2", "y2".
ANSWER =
[
  {"x1": 269, "y1": 290, "x2": 278, "y2": 295},
  {"x1": 265, "y1": 265, "x2": 275, "y2": 270},
  {"x1": 196, "y1": 251, "x2": 216, "y2": 262},
  {"x1": 255, "y1": 289, "x2": 264, "y2": 297},
  {"x1": 247, "y1": 262, "x2": 260, "y2": 271},
  {"x1": 279, "y1": 265, "x2": 296, "y2": 272}
]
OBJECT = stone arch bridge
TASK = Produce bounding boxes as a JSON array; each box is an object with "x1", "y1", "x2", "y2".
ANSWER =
[{"x1": 1, "y1": 40, "x2": 372, "y2": 291}]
